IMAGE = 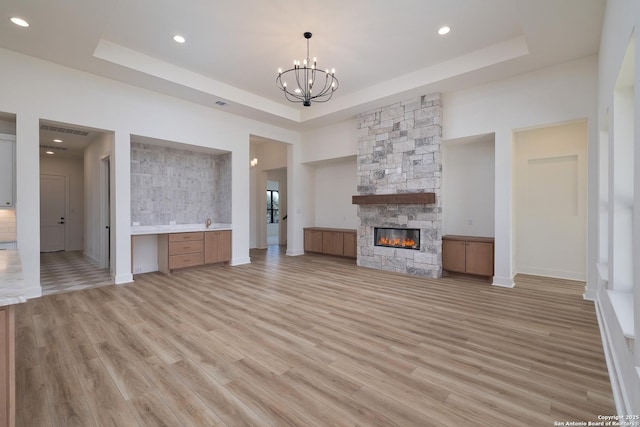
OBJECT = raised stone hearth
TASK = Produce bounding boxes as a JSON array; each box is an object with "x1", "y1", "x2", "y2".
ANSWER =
[{"x1": 356, "y1": 93, "x2": 442, "y2": 278}]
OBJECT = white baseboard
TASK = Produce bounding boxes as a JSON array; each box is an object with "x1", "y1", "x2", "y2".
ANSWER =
[
  {"x1": 25, "y1": 285, "x2": 42, "y2": 299},
  {"x1": 114, "y1": 273, "x2": 133, "y2": 285},
  {"x1": 595, "y1": 299, "x2": 633, "y2": 415},
  {"x1": 286, "y1": 249, "x2": 304, "y2": 256},
  {"x1": 583, "y1": 290, "x2": 597, "y2": 301},
  {"x1": 517, "y1": 265, "x2": 585, "y2": 281},
  {"x1": 492, "y1": 275, "x2": 515, "y2": 288},
  {"x1": 230, "y1": 257, "x2": 251, "y2": 266}
]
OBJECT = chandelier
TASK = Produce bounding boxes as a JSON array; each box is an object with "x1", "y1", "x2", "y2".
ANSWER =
[{"x1": 276, "y1": 32, "x2": 339, "y2": 107}]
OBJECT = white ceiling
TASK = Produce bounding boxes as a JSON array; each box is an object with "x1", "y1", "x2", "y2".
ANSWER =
[{"x1": 1, "y1": 0, "x2": 605, "y2": 131}]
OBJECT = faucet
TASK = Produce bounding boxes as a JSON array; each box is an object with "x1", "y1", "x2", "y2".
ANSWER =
[{"x1": 205, "y1": 218, "x2": 212, "y2": 228}]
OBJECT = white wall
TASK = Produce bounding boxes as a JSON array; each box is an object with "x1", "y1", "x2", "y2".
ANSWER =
[
  {"x1": 300, "y1": 120, "x2": 358, "y2": 231},
  {"x1": 132, "y1": 235, "x2": 158, "y2": 274},
  {"x1": 594, "y1": 0, "x2": 640, "y2": 415},
  {"x1": 40, "y1": 155, "x2": 85, "y2": 251},
  {"x1": 442, "y1": 135, "x2": 495, "y2": 237},
  {"x1": 313, "y1": 158, "x2": 358, "y2": 229},
  {"x1": 301, "y1": 119, "x2": 358, "y2": 163},
  {"x1": 443, "y1": 55, "x2": 598, "y2": 288},
  {"x1": 0, "y1": 47, "x2": 300, "y2": 291}
]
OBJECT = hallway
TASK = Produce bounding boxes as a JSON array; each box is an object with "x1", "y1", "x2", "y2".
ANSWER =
[{"x1": 40, "y1": 250, "x2": 112, "y2": 295}]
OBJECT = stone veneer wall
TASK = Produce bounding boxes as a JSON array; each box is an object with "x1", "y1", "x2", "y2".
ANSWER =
[
  {"x1": 131, "y1": 143, "x2": 231, "y2": 225},
  {"x1": 356, "y1": 93, "x2": 443, "y2": 278}
]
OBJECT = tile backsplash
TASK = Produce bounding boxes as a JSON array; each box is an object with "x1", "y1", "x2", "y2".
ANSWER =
[
  {"x1": 131, "y1": 143, "x2": 232, "y2": 225},
  {"x1": 0, "y1": 209, "x2": 16, "y2": 242}
]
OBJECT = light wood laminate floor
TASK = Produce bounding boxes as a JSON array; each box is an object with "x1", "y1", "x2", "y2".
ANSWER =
[{"x1": 17, "y1": 247, "x2": 614, "y2": 426}]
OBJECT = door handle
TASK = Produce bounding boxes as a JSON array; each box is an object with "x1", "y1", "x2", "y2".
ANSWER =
[{"x1": 58, "y1": 221, "x2": 65, "y2": 224}]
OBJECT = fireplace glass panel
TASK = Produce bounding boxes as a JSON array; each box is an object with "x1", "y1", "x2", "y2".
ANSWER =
[{"x1": 374, "y1": 228, "x2": 420, "y2": 250}]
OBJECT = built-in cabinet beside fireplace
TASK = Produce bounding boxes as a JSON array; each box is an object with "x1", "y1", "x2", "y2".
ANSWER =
[
  {"x1": 304, "y1": 228, "x2": 357, "y2": 259},
  {"x1": 442, "y1": 235, "x2": 494, "y2": 278}
]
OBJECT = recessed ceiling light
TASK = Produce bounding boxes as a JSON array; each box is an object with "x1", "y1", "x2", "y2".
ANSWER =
[
  {"x1": 173, "y1": 35, "x2": 186, "y2": 44},
  {"x1": 438, "y1": 26, "x2": 451, "y2": 36},
  {"x1": 10, "y1": 17, "x2": 29, "y2": 28},
  {"x1": 53, "y1": 139, "x2": 62, "y2": 143},
  {"x1": 45, "y1": 151, "x2": 54, "y2": 155}
]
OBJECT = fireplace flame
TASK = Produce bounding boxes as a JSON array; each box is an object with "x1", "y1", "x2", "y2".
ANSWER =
[{"x1": 377, "y1": 236, "x2": 416, "y2": 249}]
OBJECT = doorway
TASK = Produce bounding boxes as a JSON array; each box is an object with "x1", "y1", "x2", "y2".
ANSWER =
[
  {"x1": 249, "y1": 136, "x2": 288, "y2": 251},
  {"x1": 39, "y1": 120, "x2": 113, "y2": 295}
]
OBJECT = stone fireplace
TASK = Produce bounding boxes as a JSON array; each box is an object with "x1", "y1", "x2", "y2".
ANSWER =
[{"x1": 355, "y1": 93, "x2": 442, "y2": 278}]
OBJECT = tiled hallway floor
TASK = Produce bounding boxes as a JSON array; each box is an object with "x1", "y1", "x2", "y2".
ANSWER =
[{"x1": 40, "y1": 250, "x2": 112, "y2": 295}]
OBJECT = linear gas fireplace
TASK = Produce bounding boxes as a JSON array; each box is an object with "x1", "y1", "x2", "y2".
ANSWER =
[{"x1": 374, "y1": 228, "x2": 420, "y2": 250}]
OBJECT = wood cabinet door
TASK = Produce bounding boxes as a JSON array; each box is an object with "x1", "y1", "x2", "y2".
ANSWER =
[
  {"x1": 0, "y1": 306, "x2": 15, "y2": 427},
  {"x1": 465, "y1": 241, "x2": 494, "y2": 276},
  {"x1": 0, "y1": 308, "x2": 7, "y2": 427},
  {"x1": 205, "y1": 231, "x2": 231, "y2": 264},
  {"x1": 304, "y1": 230, "x2": 323, "y2": 253},
  {"x1": 322, "y1": 232, "x2": 344, "y2": 256},
  {"x1": 217, "y1": 230, "x2": 231, "y2": 262},
  {"x1": 442, "y1": 239, "x2": 466, "y2": 273},
  {"x1": 343, "y1": 232, "x2": 357, "y2": 258}
]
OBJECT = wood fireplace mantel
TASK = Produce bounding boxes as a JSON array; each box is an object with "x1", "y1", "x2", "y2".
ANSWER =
[{"x1": 351, "y1": 193, "x2": 436, "y2": 205}]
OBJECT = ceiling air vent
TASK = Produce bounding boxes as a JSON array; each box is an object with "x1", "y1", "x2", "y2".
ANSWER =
[
  {"x1": 40, "y1": 124, "x2": 89, "y2": 136},
  {"x1": 215, "y1": 100, "x2": 227, "y2": 106},
  {"x1": 39, "y1": 144, "x2": 68, "y2": 151}
]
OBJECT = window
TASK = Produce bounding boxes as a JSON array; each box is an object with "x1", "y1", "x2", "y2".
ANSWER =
[{"x1": 267, "y1": 190, "x2": 279, "y2": 223}]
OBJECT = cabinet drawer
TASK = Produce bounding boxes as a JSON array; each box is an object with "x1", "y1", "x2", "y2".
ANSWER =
[
  {"x1": 169, "y1": 253, "x2": 204, "y2": 269},
  {"x1": 169, "y1": 232, "x2": 203, "y2": 242},
  {"x1": 169, "y1": 240, "x2": 203, "y2": 255}
]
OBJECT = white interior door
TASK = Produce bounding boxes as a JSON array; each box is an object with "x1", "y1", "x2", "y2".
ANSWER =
[{"x1": 40, "y1": 174, "x2": 66, "y2": 252}]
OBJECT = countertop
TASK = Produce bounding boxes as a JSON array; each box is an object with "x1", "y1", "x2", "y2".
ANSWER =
[
  {"x1": 131, "y1": 223, "x2": 232, "y2": 236},
  {"x1": 0, "y1": 250, "x2": 27, "y2": 307}
]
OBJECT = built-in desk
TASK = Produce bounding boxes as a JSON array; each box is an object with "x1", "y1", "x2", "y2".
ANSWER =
[{"x1": 131, "y1": 224, "x2": 232, "y2": 274}]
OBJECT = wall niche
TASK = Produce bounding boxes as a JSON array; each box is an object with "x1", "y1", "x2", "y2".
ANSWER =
[{"x1": 130, "y1": 141, "x2": 231, "y2": 225}]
